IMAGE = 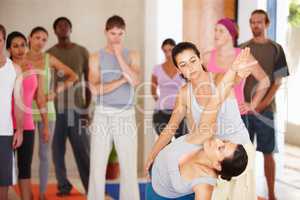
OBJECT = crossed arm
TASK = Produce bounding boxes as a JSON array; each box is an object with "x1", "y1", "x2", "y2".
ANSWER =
[{"x1": 88, "y1": 50, "x2": 140, "y2": 96}]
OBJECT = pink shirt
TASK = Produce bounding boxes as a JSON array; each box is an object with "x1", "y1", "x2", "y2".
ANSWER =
[
  {"x1": 207, "y1": 48, "x2": 246, "y2": 115},
  {"x1": 152, "y1": 65, "x2": 185, "y2": 110},
  {"x1": 12, "y1": 65, "x2": 38, "y2": 130}
]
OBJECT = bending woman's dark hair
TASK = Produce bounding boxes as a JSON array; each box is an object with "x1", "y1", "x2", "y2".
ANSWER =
[
  {"x1": 219, "y1": 144, "x2": 248, "y2": 181},
  {"x1": 6, "y1": 31, "x2": 27, "y2": 50}
]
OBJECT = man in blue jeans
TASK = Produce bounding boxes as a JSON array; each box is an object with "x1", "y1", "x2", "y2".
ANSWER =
[{"x1": 240, "y1": 10, "x2": 289, "y2": 200}]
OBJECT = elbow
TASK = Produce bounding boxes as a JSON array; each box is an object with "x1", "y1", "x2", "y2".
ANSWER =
[
  {"x1": 36, "y1": 96, "x2": 46, "y2": 109},
  {"x1": 73, "y1": 74, "x2": 79, "y2": 82},
  {"x1": 133, "y1": 80, "x2": 141, "y2": 87},
  {"x1": 132, "y1": 77, "x2": 141, "y2": 87},
  {"x1": 69, "y1": 73, "x2": 79, "y2": 84},
  {"x1": 262, "y1": 77, "x2": 271, "y2": 89},
  {"x1": 89, "y1": 82, "x2": 101, "y2": 96}
]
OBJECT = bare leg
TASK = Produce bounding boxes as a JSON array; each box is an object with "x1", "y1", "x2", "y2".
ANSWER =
[
  {"x1": 19, "y1": 179, "x2": 33, "y2": 200},
  {"x1": 105, "y1": 193, "x2": 114, "y2": 200},
  {"x1": 264, "y1": 154, "x2": 277, "y2": 200},
  {"x1": 0, "y1": 186, "x2": 9, "y2": 200}
]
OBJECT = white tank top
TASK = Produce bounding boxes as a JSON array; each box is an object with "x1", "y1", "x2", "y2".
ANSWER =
[
  {"x1": 189, "y1": 73, "x2": 250, "y2": 145},
  {"x1": 0, "y1": 58, "x2": 17, "y2": 135}
]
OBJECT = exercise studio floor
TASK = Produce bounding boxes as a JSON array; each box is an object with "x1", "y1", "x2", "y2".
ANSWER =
[{"x1": 7, "y1": 141, "x2": 300, "y2": 200}]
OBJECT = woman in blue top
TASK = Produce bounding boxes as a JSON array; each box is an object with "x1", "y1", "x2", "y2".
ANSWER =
[{"x1": 147, "y1": 43, "x2": 255, "y2": 200}]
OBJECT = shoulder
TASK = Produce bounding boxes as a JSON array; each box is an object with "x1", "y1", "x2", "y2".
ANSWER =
[
  {"x1": 268, "y1": 40, "x2": 285, "y2": 53},
  {"x1": 179, "y1": 84, "x2": 188, "y2": 98},
  {"x1": 89, "y1": 52, "x2": 100, "y2": 66},
  {"x1": 202, "y1": 50, "x2": 213, "y2": 65},
  {"x1": 46, "y1": 45, "x2": 57, "y2": 54},
  {"x1": 152, "y1": 64, "x2": 162, "y2": 74},
  {"x1": 202, "y1": 50, "x2": 213, "y2": 58},
  {"x1": 74, "y1": 43, "x2": 89, "y2": 54},
  {"x1": 128, "y1": 49, "x2": 139, "y2": 59},
  {"x1": 12, "y1": 62, "x2": 22, "y2": 74},
  {"x1": 239, "y1": 40, "x2": 252, "y2": 48}
]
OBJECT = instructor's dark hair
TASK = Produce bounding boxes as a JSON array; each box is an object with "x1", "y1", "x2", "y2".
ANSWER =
[
  {"x1": 171, "y1": 42, "x2": 200, "y2": 68},
  {"x1": 219, "y1": 144, "x2": 248, "y2": 181},
  {"x1": 6, "y1": 31, "x2": 27, "y2": 50}
]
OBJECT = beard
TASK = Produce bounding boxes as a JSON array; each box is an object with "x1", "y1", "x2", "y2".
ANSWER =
[{"x1": 252, "y1": 29, "x2": 263, "y2": 37}]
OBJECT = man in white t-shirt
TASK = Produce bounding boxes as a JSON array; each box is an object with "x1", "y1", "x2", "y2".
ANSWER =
[{"x1": 0, "y1": 24, "x2": 24, "y2": 200}]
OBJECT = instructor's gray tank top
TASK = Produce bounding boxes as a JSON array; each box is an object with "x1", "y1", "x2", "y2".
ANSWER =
[
  {"x1": 151, "y1": 135, "x2": 217, "y2": 198},
  {"x1": 96, "y1": 48, "x2": 135, "y2": 108}
]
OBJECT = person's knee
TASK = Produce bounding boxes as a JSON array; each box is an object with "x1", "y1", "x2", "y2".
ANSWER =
[
  {"x1": 263, "y1": 153, "x2": 275, "y2": 164},
  {"x1": 39, "y1": 144, "x2": 49, "y2": 160}
]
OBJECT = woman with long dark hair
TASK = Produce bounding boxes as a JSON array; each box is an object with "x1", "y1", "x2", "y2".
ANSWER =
[
  {"x1": 6, "y1": 31, "x2": 49, "y2": 200},
  {"x1": 26, "y1": 27, "x2": 77, "y2": 200}
]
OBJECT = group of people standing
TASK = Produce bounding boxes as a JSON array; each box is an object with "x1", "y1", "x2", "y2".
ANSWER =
[
  {"x1": 0, "y1": 8, "x2": 289, "y2": 200},
  {"x1": 0, "y1": 16, "x2": 90, "y2": 200},
  {"x1": 0, "y1": 14, "x2": 141, "y2": 200}
]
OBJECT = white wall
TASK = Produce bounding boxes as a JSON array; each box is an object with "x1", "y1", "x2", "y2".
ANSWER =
[
  {"x1": 238, "y1": 0, "x2": 266, "y2": 44},
  {"x1": 143, "y1": 0, "x2": 182, "y2": 164},
  {"x1": 0, "y1": 0, "x2": 145, "y2": 174},
  {"x1": 0, "y1": 0, "x2": 143, "y2": 53},
  {"x1": 156, "y1": 0, "x2": 182, "y2": 62}
]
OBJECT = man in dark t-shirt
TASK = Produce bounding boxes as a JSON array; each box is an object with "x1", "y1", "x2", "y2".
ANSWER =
[
  {"x1": 240, "y1": 10, "x2": 289, "y2": 200},
  {"x1": 48, "y1": 17, "x2": 90, "y2": 196}
]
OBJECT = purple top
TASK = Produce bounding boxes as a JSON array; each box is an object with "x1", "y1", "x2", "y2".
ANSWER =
[{"x1": 152, "y1": 64, "x2": 185, "y2": 110}]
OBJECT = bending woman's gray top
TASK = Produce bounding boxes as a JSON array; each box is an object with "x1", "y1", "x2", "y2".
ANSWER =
[{"x1": 151, "y1": 135, "x2": 217, "y2": 198}]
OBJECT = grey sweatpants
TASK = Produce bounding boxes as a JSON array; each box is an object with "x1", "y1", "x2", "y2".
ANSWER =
[{"x1": 35, "y1": 121, "x2": 55, "y2": 193}]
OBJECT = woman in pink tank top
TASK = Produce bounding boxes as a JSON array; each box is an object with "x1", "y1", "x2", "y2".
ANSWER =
[
  {"x1": 7, "y1": 31, "x2": 49, "y2": 200},
  {"x1": 204, "y1": 18, "x2": 269, "y2": 117}
]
